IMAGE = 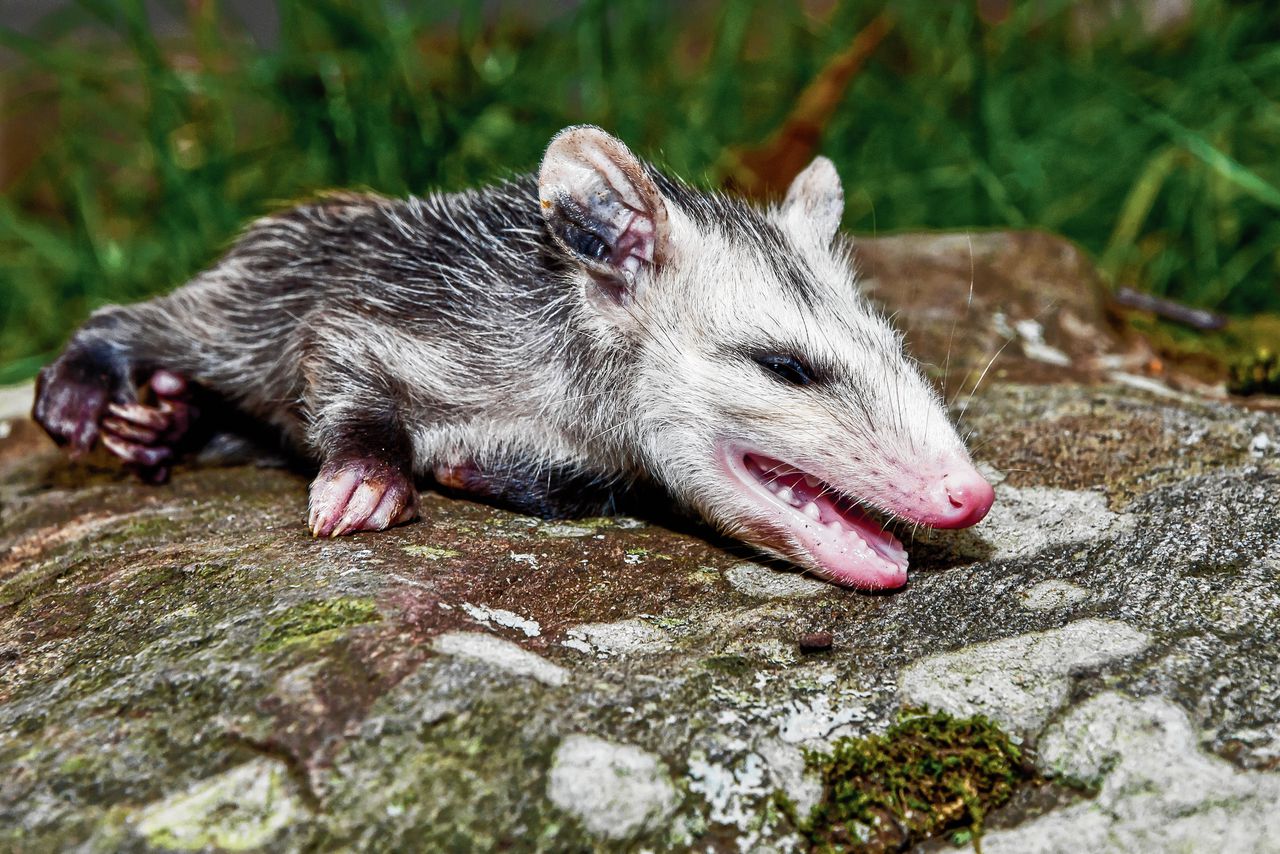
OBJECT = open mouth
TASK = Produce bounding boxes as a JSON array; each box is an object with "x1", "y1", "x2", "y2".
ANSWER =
[{"x1": 722, "y1": 448, "x2": 909, "y2": 590}]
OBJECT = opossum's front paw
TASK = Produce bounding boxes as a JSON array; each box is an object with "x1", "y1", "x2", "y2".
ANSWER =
[
  {"x1": 33, "y1": 350, "x2": 120, "y2": 455},
  {"x1": 101, "y1": 371, "x2": 197, "y2": 483},
  {"x1": 308, "y1": 459, "x2": 418, "y2": 538}
]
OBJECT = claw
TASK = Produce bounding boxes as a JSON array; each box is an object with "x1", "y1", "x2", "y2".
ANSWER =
[
  {"x1": 330, "y1": 480, "x2": 385, "y2": 537},
  {"x1": 102, "y1": 434, "x2": 173, "y2": 467},
  {"x1": 308, "y1": 468, "x2": 362, "y2": 537},
  {"x1": 308, "y1": 460, "x2": 417, "y2": 538},
  {"x1": 103, "y1": 392, "x2": 189, "y2": 478},
  {"x1": 106, "y1": 402, "x2": 171, "y2": 432},
  {"x1": 368, "y1": 484, "x2": 415, "y2": 530},
  {"x1": 102, "y1": 416, "x2": 160, "y2": 445}
]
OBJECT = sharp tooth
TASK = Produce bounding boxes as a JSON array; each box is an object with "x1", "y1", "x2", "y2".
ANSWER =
[
  {"x1": 776, "y1": 486, "x2": 794, "y2": 505},
  {"x1": 803, "y1": 474, "x2": 821, "y2": 488},
  {"x1": 803, "y1": 502, "x2": 821, "y2": 521}
]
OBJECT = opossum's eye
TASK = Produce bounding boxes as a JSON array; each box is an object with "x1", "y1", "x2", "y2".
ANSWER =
[{"x1": 753, "y1": 353, "x2": 815, "y2": 386}]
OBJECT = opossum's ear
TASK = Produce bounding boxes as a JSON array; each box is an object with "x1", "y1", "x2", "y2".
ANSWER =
[
  {"x1": 783, "y1": 156, "x2": 844, "y2": 242},
  {"x1": 539, "y1": 125, "x2": 670, "y2": 305}
]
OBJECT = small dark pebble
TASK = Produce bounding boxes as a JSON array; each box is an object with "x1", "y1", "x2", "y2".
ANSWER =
[{"x1": 799, "y1": 631, "x2": 833, "y2": 653}]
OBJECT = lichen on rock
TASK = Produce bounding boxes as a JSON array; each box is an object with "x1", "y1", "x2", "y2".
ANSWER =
[
  {"x1": 256, "y1": 598, "x2": 381, "y2": 653},
  {"x1": 546, "y1": 735, "x2": 679, "y2": 840}
]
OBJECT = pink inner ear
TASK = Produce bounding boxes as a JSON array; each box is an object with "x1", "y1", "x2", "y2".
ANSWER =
[{"x1": 610, "y1": 208, "x2": 656, "y2": 275}]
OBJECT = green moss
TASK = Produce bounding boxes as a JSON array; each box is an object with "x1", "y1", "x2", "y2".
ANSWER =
[
  {"x1": 119, "y1": 515, "x2": 184, "y2": 540},
  {"x1": 1124, "y1": 313, "x2": 1280, "y2": 391},
  {"x1": 649, "y1": 615, "x2": 690, "y2": 630},
  {"x1": 58, "y1": 754, "x2": 94, "y2": 776},
  {"x1": 256, "y1": 598, "x2": 381, "y2": 653},
  {"x1": 559, "y1": 517, "x2": 621, "y2": 530},
  {"x1": 688, "y1": 566, "x2": 722, "y2": 586},
  {"x1": 795, "y1": 710, "x2": 1033, "y2": 853},
  {"x1": 1228, "y1": 347, "x2": 1280, "y2": 396},
  {"x1": 136, "y1": 758, "x2": 309, "y2": 851}
]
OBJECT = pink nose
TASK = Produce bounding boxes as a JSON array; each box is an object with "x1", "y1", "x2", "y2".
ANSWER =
[{"x1": 933, "y1": 469, "x2": 995, "y2": 529}]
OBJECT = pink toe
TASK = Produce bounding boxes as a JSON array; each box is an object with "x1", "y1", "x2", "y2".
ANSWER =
[
  {"x1": 309, "y1": 469, "x2": 364, "y2": 537},
  {"x1": 103, "y1": 416, "x2": 160, "y2": 445},
  {"x1": 102, "y1": 434, "x2": 172, "y2": 466},
  {"x1": 330, "y1": 481, "x2": 385, "y2": 537},
  {"x1": 367, "y1": 484, "x2": 416, "y2": 530},
  {"x1": 107, "y1": 402, "x2": 170, "y2": 431}
]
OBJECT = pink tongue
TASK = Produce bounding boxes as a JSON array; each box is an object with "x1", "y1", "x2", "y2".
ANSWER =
[{"x1": 747, "y1": 456, "x2": 908, "y2": 590}]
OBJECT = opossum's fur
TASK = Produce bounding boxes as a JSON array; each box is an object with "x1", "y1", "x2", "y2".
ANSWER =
[{"x1": 36, "y1": 125, "x2": 991, "y2": 589}]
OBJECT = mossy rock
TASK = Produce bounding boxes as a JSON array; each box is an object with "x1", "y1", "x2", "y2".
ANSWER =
[{"x1": 794, "y1": 711, "x2": 1035, "y2": 853}]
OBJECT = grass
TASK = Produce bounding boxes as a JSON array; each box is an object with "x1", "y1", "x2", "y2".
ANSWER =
[{"x1": 1, "y1": 0, "x2": 1278, "y2": 383}]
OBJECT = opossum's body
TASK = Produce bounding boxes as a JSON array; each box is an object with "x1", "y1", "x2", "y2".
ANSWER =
[
  {"x1": 52, "y1": 182, "x2": 644, "y2": 512},
  {"x1": 34, "y1": 126, "x2": 993, "y2": 590}
]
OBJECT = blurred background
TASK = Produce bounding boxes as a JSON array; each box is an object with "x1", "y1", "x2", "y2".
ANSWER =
[{"x1": 0, "y1": 0, "x2": 1277, "y2": 387}]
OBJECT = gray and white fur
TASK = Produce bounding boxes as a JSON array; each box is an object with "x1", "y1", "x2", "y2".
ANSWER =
[{"x1": 33, "y1": 125, "x2": 994, "y2": 590}]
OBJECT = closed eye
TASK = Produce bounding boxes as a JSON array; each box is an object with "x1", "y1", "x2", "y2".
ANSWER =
[{"x1": 753, "y1": 353, "x2": 816, "y2": 386}]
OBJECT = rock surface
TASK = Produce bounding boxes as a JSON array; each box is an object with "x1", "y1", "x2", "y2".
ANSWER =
[{"x1": 2, "y1": 231, "x2": 1279, "y2": 852}]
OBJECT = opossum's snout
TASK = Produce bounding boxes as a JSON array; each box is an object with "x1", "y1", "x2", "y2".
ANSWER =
[
  {"x1": 932, "y1": 466, "x2": 996, "y2": 528},
  {"x1": 868, "y1": 452, "x2": 996, "y2": 531},
  {"x1": 717, "y1": 443, "x2": 993, "y2": 591}
]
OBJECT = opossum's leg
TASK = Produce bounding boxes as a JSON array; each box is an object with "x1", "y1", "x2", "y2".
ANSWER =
[
  {"x1": 305, "y1": 386, "x2": 419, "y2": 537},
  {"x1": 34, "y1": 314, "x2": 203, "y2": 481},
  {"x1": 433, "y1": 458, "x2": 625, "y2": 518}
]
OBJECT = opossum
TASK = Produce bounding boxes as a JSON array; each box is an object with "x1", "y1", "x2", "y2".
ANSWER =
[{"x1": 32, "y1": 125, "x2": 993, "y2": 590}]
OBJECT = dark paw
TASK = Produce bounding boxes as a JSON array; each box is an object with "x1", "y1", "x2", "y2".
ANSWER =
[
  {"x1": 100, "y1": 371, "x2": 198, "y2": 482},
  {"x1": 33, "y1": 345, "x2": 126, "y2": 456},
  {"x1": 34, "y1": 354, "x2": 197, "y2": 483},
  {"x1": 308, "y1": 458, "x2": 418, "y2": 538}
]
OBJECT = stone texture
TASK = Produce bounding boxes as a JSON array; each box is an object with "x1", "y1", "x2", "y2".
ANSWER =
[
  {"x1": 546, "y1": 735, "x2": 678, "y2": 840},
  {"x1": 2, "y1": 230, "x2": 1279, "y2": 852},
  {"x1": 898, "y1": 619, "x2": 1152, "y2": 735},
  {"x1": 431, "y1": 631, "x2": 568, "y2": 687},
  {"x1": 978, "y1": 693, "x2": 1280, "y2": 853},
  {"x1": 1018, "y1": 579, "x2": 1091, "y2": 611}
]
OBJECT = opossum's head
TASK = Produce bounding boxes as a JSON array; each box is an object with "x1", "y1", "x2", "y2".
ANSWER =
[{"x1": 539, "y1": 126, "x2": 993, "y2": 590}]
